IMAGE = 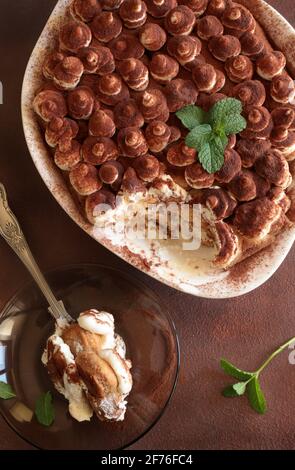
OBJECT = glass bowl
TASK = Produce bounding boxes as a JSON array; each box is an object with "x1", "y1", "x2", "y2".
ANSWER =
[{"x1": 0, "y1": 264, "x2": 179, "y2": 450}]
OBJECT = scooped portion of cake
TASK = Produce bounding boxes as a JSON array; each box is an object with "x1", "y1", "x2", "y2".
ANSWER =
[{"x1": 42, "y1": 309, "x2": 132, "y2": 422}]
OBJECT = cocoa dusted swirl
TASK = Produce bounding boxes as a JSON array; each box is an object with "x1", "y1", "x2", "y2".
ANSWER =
[
  {"x1": 145, "y1": 121, "x2": 180, "y2": 153},
  {"x1": 109, "y1": 33, "x2": 145, "y2": 60},
  {"x1": 192, "y1": 63, "x2": 225, "y2": 93},
  {"x1": 208, "y1": 34, "x2": 241, "y2": 62},
  {"x1": 70, "y1": 0, "x2": 102, "y2": 23},
  {"x1": 82, "y1": 136, "x2": 119, "y2": 164},
  {"x1": 149, "y1": 54, "x2": 179, "y2": 83},
  {"x1": 196, "y1": 15, "x2": 223, "y2": 40},
  {"x1": 99, "y1": 160, "x2": 124, "y2": 185},
  {"x1": 167, "y1": 35, "x2": 202, "y2": 66},
  {"x1": 145, "y1": 0, "x2": 178, "y2": 18},
  {"x1": 225, "y1": 55, "x2": 254, "y2": 83},
  {"x1": 139, "y1": 23, "x2": 167, "y2": 51},
  {"x1": 271, "y1": 107, "x2": 295, "y2": 131},
  {"x1": 200, "y1": 187, "x2": 237, "y2": 220},
  {"x1": 69, "y1": 162, "x2": 102, "y2": 196},
  {"x1": 240, "y1": 32, "x2": 264, "y2": 59},
  {"x1": 89, "y1": 109, "x2": 116, "y2": 138},
  {"x1": 214, "y1": 149, "x2": 242, "y2": 183},
  {"x1": 91, "y1": 12, "x2": 122, "y2": 42},
  {"x1": 53, "y1": 56, "x2": 84, "y2": 90},
  {"x1": 54, "y1": 140, "x2": 82, "y2": 171},
  {"x1": 254, "y1": 149, "x2": 292, "y2": 189},
  {"x1": 256, "y1": 51, "x2": 286, "y2": 80},
  {"x1": 206, "y1": 0, "x2": 230, "y2": 17},
  {"x1": 227, "y1": 170, "x2": 270, "y2": 202},
  {"x1": 165, "y1": 6, "x2": 196, "y2": 36},
  {"x1": 221, "y1": 2, "x2": 255, "y2": 38},
  {"x1": 166, "y1": 141, "x2": 197, "y2": 167},
  {"x1": 178, "y1": 0, "x2": 208, "y2": 17},
  {"x1": 117, "y1": 58, "x2": 149, "y2": 91},
  {"x1": 233, "y1": 197, "x2": 283, "y2": 239},
  {"x1": 85, "y1": 188, "x2": 117, "y2": 224},
  {"x1": 43, "y1": 52, "x2": 66, "y2": 80},
  {"x1": 236, "y1": 138, "x2": 271, "y2": 168},
  {"x1": 67, "y1": 86, "x2": 95, "y2": 120},
  {"x1": 45, "y1": 117, "x2": 79, "y2": 148},
  {"x1": 270, "y1": 74, "x2": 295, "y2": 104},
  {"x1": 138, "y1": 89, "x2": 170, "y2": 122},
  {"x1": 184, "y1": 163, "x2": 215, "y2": 189},
  {"x1": 232, "y1": 79, "x2": 266, "y2": 107},
  {"x1": 241, "y1": 106, "x2": 273, "y2": 140},
  {"x1": 94, "y1": 73, "x2": 130, "y2": 105},
  {"x1": 271, "y1": 127, "x2": 295, "y2": 160},
  {"x1": 113, "y1": 98, "x2": 144, "y2": 129},
  {"x1": 33, "y1": 90, "x2": 67, "y2": 122},
  {"x1": 59, "y1": 21, "x2": 92, "y2": 53},
  {"x1": 117, "y1": 127, "x2": 149, "y2": 157},
  {"x1": 78, "y1": 44, "x2": 115, "y2": 75},
  {"x1": 164, "y1": 79, "x2": 198, "y2": 112},
  {"x1": 145, "y1": 121, "x2": 171, "y2": 152},
  {"x1": 133, "y1": 154, "x2": 161, "y2": 181},
  {"x1": 120, "y1": 167, "x2": 146, "y2": 193},
  {"x1": 119, "y1": 0, "x2": 147, "y2": 28}
]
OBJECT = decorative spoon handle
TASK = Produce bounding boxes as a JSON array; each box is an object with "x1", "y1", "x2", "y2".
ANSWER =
[{"x1": 0, "y1": 183, "x2": 73, "y2": 323}]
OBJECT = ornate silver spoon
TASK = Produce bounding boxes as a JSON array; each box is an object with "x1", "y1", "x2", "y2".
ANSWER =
[{"x1": 0, "y1": 182, "x2": 73, "y2": 323}]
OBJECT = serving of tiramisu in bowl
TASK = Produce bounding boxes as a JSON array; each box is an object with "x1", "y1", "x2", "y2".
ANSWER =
[
  {"x1": 0, "y1": 264, "x2": 179, "y2": 449},
  {"x1": 22, "y1": 0, "x2": 295, "y2": 298}
]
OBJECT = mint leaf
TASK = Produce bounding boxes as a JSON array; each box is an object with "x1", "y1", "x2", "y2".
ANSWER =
[
  {"x1": 210, "y1": 98, "x2": 243, "y2": 130},
  {"x1": 220, "y1": 131, "x2": 228, "y2": 149},
  {"x1": 35, "y1": 391, "x2": 55, "y2": 427},
  {"x1": 0, "y1": 381, "x2": 16, "y2": 399},
  {"x1": 198, "y1": 136, "x2": 225, "y2": 173},
  {"x1": 185, "y1": 124, "x2": 212, "y2": 150},
  {"x1": 224, "y1": 114, "x2": 247, "y2": 135},
  {"x1": 220, "y1": 359, "x2": 253, "y2": 381},
  {"x1": 222, "y1": 385, "x2": 241, "y2": 398},
  {"x1": 247, "y1": 378, "x2": 267, "y2": 414},
  {"x1": 176, "y1": 105, "x2": 207, "y2": 130},
  {"x1": 233, "y1": 382, "x2": 247, "y2": 395}
]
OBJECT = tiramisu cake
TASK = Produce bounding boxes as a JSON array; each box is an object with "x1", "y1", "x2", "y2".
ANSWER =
[
  {"x1": 33, "y1": 0, "x2": 295, "y2": 270},
  {"x1": 42, "y1": 310, "x2": 133, "y2": 422}
]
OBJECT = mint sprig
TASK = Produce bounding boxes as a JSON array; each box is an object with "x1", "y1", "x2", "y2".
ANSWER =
[
  {"x1": 176, "y1": 98, "x2": 247, "y2": 174},
  {"x1": 221, "y1": 336, "x2": 295, "y2": 414},
  {"x1": 35, "y1": 391, "x2": 55, "y2": 427},
  {"x1": 0, "y1": 381, "x2": 16, "y2": 399},
  {"x1": 176, "y1": 105, "x2": 207, "y2": 130}
]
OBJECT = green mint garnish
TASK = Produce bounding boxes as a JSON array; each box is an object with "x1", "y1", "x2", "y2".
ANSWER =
[
  {"x1": 176, "y1": 105, "x2": 207, "y2": 130},
  {"x1": 221, "y1": 336, "x2": 295, "y2": 414},
  {"x1": 198, "y1": 136, "x2": 225, "y2": 173},
  {"x1": 176, "y1": 98, "x2": 247, "y2": 174},
  {"x1": 35, "y1": 391, "x2": 55, "y2": 427},
  {"x1": 0, "y1": 381, "x2": 16, "y2": 399},
  {"x1": 185, "y1": 124, "x2": 212, "y2": 150}
]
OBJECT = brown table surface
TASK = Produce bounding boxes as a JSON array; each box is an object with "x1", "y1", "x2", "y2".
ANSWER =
[{"x1": 0, "y1": 0, "x2": 295, "y2": 451}]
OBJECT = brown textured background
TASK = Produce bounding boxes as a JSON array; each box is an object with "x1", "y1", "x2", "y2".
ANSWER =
[{"x1": 0, "y1": 0, "x2": 295, "y2": 450}]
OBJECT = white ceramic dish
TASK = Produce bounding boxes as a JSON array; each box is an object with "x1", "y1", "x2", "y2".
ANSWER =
[{"x1": 21, "y1": 0, "x2": 295, "y2": 298}]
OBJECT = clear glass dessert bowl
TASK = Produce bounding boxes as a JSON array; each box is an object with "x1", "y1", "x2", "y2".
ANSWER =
[{"x1": 0, "y1": 264, "x2": 179, "y2": 450}]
